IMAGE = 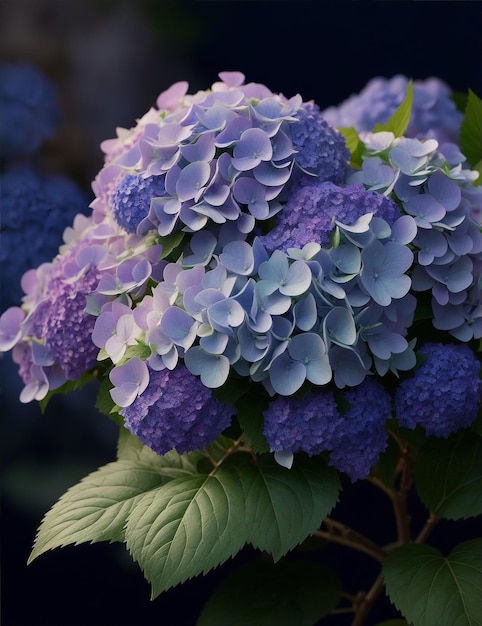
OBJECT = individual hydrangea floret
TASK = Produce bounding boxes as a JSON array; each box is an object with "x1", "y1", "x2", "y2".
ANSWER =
[
  {"x1": 111, "y1": 173, "x2": 166, "y2": 233},
  {"x1": 260, "y1": 181, "x2": 401, "y2": 253},
  {"x1": 121, "y1": 365, "x2": 234, "y2": 455},
  {"x1": 0, "y1": 164, "x2": 90, "y2": 312},
  {"x1": 0, "y1": 62, "x2": 60, "y2": 159},
  {"x1": 395, "y1": 342, "x2": 481, "y2": 437}
]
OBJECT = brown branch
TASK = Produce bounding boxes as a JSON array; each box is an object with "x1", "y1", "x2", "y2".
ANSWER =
[
  {"x1": 315, "y1": 518, "x2": 387, "y2": 564},
  {"x1": 351, "y1": 575, "x2": 385, "y2": 626},
  {"x1": 415, "y1": 513, "x2": 441, "y2": 544}
]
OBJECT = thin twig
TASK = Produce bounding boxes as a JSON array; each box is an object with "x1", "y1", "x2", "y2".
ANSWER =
[
  {"x1": 315, "y1": 518, "x2": 387, "y2": 563},
  {"x1": 415, "y1": 513, "x2": 441, "y2": 544}
]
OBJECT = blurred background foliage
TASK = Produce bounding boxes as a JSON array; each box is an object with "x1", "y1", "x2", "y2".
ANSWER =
[{"x1": 0, "y1": 1, "x2": 481, "y2": 625}]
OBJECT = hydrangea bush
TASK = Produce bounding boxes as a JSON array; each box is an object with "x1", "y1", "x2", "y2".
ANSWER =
[{"x1": 1, "y1": 71, "x2": 481, "y2": 625}]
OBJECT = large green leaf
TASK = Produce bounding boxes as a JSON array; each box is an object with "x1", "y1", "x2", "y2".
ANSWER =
[
  {"x1": 234, "y1": 455, "x2": 340, "y2": 561},
  {"x1": 28, "y1": 459, "x2": 189, "y2": 562},
  {"x1": 197, "y1": 559, "x2": 341, "y2": 626},
  {"x1": 125, "y1": 454, "x2": 340, "y2": 598},
  {"x1": 414, "y1": 431, "x2": 482, "y2": 520},
  {"x1": 125, "y1": 470, "x2": 247, "y2": 598},
  {"x1": 383, "y1": 540, "x2": 482, "y2": 626}
]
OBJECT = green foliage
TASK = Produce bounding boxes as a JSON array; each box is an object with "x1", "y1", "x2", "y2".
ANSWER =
[
  {"x1": 197, "y1": 559, "x2": 341, "y2": 626},
  {"x1": 28, "y1": 432, "x2": 340, "y2": 600},
  {"x1": 460, "y1": 89, "x2": 482, "y2": 181},
  {"x1": 383, "y1": 540, "x2": 482, "y2": 626},
  {"x1": 38, "y1": 370, "x2": 94, "y2": 414},
  {"x1": 337, "y1": 126, "x2": 365, "y2": 168},
  {"x1": 374, "y1": 621, "x2": 410, "y2": 626},
  {"x1": 414, "y1": 431, "x2": 482, "y2": 520}
]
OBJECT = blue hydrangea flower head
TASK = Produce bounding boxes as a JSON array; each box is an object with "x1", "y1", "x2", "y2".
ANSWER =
[
  {"x1": 112, "y1": 173, "x2": 166, "y2": 233},
  {"x1": 0, "y1": 164, "x2": 90, "y2": 312},
  {"x1": 395, "y1": 342, "x2": 481, "y2": 437},
  {"x1": 263, "y1": 389, "x2": 340, "y2": 455},
  {"x1": 261, "y1": 181, "x2": 401, "y2": 253},
  {"x1": 0, "y1": 62, "x2": 60, "y2": 159},
  {"x1": 328, "y1": 378, "x2": 391, "y2": 481},
  {"x1": 121, "y1": 365, "x2": 234, "y2": 455},
  {"x1": 290, "y1": 102, "x2": 349, "y2": 186}
]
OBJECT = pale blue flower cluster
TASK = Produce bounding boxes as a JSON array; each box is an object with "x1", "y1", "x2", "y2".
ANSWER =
[
  {"x1": 1, "y1": 72, "x2": 480, "y2": 480},
  {"x1": 349, "y1": 131, "x2": 482, "y2": 342}
]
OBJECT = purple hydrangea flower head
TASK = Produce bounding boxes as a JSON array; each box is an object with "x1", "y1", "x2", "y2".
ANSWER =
[
  {"x1": 395, "y1": 342, "x2": 481, "y2": 437},
  {"x1": 321, "y1": 75, "x2": 463, "y2": 145},
  {"x1": 328, "y1": 378, "x2": 391, "y2": 481},
  {"x1": 263, "y1": 389, "x2": 340, "y2": 456},
  {"x1": 121, "y1": 365, "x2": 234, "y2": 455},
  {"x1": 261, "y1": 182, "x2": 401, "y2": 253},
  {"x1": 111, "y1": 173, "x2": 166, "y2": 233},
  {"x1": 0, "y1": 164, "x2": 90, "y2": 312},
  {"x1": 33, "y1": 238, "x2": 104, "y2": 380},
  {"x1": 0, "y1": 62, "x2": 60, "y2": 159},
  {"x1": 290, "y1": 102, "x2": 349, "y2": 186}
]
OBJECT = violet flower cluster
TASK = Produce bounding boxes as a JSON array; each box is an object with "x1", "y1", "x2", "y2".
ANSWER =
[{"x1": 0, "y1": 72, "x2": 480, "y2": 481}]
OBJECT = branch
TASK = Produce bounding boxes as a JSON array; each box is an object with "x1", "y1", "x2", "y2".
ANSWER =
[
  {"x1": 415, "y1": 513, "x2": 441, "y2": 544},
  {"x1": 315, "y1": 518, "x2": 387, "y2": 564},
  {"x1": 351, "y1": 575, "x2": 385, "y2": 626}
]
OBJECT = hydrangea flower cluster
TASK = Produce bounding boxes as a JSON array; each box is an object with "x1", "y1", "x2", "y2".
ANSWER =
[
  {"x1": 0, "y1": 62, "x2": 60, "y2": 160},
  {"x1": 0, "y1": 72, "x2": 480, "y2": 481},
  {"x1": 321, "y1": 74, "x2": 463, "y2": 145},
  {"x1": 395, "y1": 342, "x2": 481, "y2": 437},
  {"x1": 0, "y1": 164, "x2": 90, "y2": 312}
]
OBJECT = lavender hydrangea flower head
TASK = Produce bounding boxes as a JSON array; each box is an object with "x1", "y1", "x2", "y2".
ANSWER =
[
  {"x1": 395, "y1": 342, "x2": 481, "y2": 437},
  {"x1": 0, "y1": 62, "x2": 60, "y2": 159},
  {"x1": 121, "y1": 364, "x2": 233, "y2": 455}
]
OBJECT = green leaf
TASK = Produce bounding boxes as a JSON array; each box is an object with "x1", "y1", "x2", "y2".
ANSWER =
[
  {"x1": 197, "y1": 559, "x2": 341, "y2": 626},
  {"x1": 460, "y1": 89, "x2": 482, "y2": 169},
  {"x1": 159, "y1": 230, "x2": 185, "y2": 259},
  {"x1": 95, "y1": 373, "x2": 121, "y2": 420},
  {"x1": 235, "y1": 455, "x2": 340, "y2": 561},
  {"x1": 373, "y1": 80, "x2": 414, "y2": 137},
  {"x1": 374, "y1": 621, "x2": 410, "y2": 626},
  {"x1": 235, "y1": 391, "x2": 270, "y2": 453},
  {"x1": 125, "y1": 470, "x2": 247, "y2": 598},
  {"x1": 125, "y1": 453, "x2": 340, "y2": 598},
  {"x1": 39, "y1": 370, "x2": 94, "y2": 413},
  {"x1": 337, "y1": 126, "x2": 365, "y2": 168},
  {"x1": 28, "y1": 459, "x2": 185, "y2": 562},
  {"x1": 383, "y1": 540, "x2": 482, "y2": 626},
  {"x1": 414, "y1": 430, "x2": 482, "y2": 520}
]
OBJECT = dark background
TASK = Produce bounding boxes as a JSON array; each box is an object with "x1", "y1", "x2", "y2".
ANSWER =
[{"x1": 1, "y1": 1, "x2": 481, "y2": 625}]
